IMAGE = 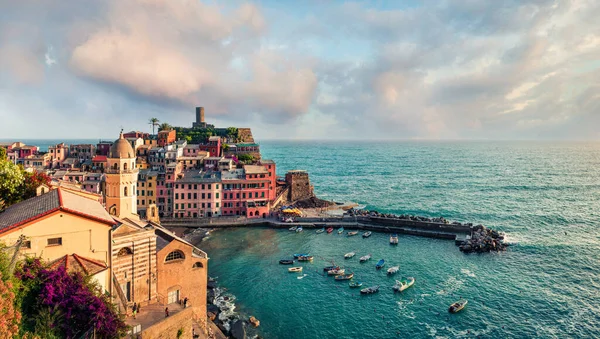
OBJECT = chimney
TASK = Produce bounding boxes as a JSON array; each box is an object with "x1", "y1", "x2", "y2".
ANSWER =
[{"x1": 196, "y1": 107, "x2": 205, "y2": 124}]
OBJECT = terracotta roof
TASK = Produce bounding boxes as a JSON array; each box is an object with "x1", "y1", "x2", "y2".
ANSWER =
[
  {"x1": 108, "y1": 133, "x2": 135, "y2": 159},
  {"x1": 47, "y1": 254, "x2": 108, "y2": 276},
  {"x1": 0, "y1": 188, "x2": 115, "y2": 234},
  {"x1": 92, "y1": 155, "x2": 107, "y2": 162}
]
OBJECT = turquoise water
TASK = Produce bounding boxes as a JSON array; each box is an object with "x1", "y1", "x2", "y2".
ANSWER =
[{"x1": 201, "y1": 141, "x2": 600, "y2": 338}]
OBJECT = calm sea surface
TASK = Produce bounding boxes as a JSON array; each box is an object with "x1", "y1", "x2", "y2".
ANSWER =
[{"x1": 200, "y1": 141, "x2": 600, "y2": 339}]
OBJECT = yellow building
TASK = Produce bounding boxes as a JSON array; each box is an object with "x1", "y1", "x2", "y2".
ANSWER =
[
  {"x1": 137, "y1": 169, "x2": 158, "y2": 218},
  {"x1": 0, "y1": 187, "x2": 115, "y2": 293},
  {"x1": 105, "y1": 132, "x2": 139, "y2": 218}
]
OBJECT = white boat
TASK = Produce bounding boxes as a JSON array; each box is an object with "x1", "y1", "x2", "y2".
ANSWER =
[
  {"x1": 393, "y1": 277, "x2": 415, "y2": 292},
  {"x1": 327, "y1": 268, "x2": 345, "y2": 275},
  {"x1": 359, "y1": 254, "x2": 372, "y2": 262},
  {"x1": 387, "y1": 266, "x2": 400, "y2": 275},
  {"x1": 344, "y1": 252, "x2": 355, "y2": 259},
  {"x1": 289, "y1": 226, "x2": 297, "y2": 231},
  {"x1": 288, "y1": 267, "x2": 303, "y2": 272},
  {"x1": 296, "y1": 226, "x2": 303, "y2": 232},
  {"x1": 390, "y1": 234, "x2": 399, "y2": 244}
]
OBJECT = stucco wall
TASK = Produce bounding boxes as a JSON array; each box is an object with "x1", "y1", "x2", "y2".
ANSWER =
[{"x1": 140, "y1": 307, "x2": 193, "y2": 339}]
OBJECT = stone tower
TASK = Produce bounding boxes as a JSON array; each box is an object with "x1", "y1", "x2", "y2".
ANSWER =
[
  {"x1": 105, "y1": 132, "x2": 139, "y2": 218},
  {"x1": 285, "y1": 170, "x2": 314, "y2": 202}
]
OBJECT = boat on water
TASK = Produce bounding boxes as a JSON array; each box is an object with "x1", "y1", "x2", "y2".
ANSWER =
[
  {"x1": 289, "y1": 226, "x2": 297, "y2": 231},
  {"x1": 449, "y1": 299, "x2": 468, "y2": 313},
  {"x1": 393, "y1": 277, "x2": 415, "y2": 292},
  {"x1": 328, "y1": 268, "x2": 345, "y2": 275},
  {"x1": 387, "y1": 266, "x2": 400, "y2": 275},
  {"x1": 349, "y1": 281, "x2": 363, "y2": 288},
  {"x1": 360, "y1": 285, "x2": 380, "y2": 294},
  {"x1": 376, "y1": 259, "x2": 385, "y2": 269},
  {"x1": 279, "y1": 259, "x2": 294, "y2": 265},
  {"x1": 293, "y1": 253, "x2": 309, "y2": 258},
  {"x1": 338, "y1": 227, "x2": 344, "y2": 234},
  {"x1": 288, "y1": 267, "x2": 303, "y2": 272},
  {"x1": 297, "y1": 255, "x2": 313, "y2": 262},
  {"x1": 390, "y1": 234, "x2": 399, "y2": 244},
  {"x1": 296, "y1": 226, "x2": 303, "y2": 233},
  {"x1": 334, "y1": 273, "x2": 354, "y2": 280},
  {"x1": 327, "y1": 227, "x2": 334, "y2": 233},
  {"x1": 344, "y1": 252, "x2": 356, "y2": 259},
  {"x1": 347, "y1": 231, "x2": 358, "y2": 236},
  {"x1": 323, "y1": 265, "x2": 340, "y2": 272},
  {"x1": 316, "y1": 228, "x2": 325, "y2": 234},
  {"x1": 359, "y1": 254, "x2": 372, "y2": 262},
  {"x1": 362, "y1": 231, "x2": 372, "y2": 238}
]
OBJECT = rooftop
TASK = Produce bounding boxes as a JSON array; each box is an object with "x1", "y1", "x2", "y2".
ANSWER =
[
  {"x1": 221, "y1": 169, "x2": 245, "y2": 180},
  {"x1": 47, "y1": 254, "x2": 108, "y2": 276},
  {"x1": 176, "y1": 170, "x2": 220, "y2": 183},
  {"x1": 244, "y1": 165, "x2": 269, "y2": 174}
]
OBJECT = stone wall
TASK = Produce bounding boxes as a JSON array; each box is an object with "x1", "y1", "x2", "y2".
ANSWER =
[
  {"x1": 140, "y1": 307, "x2": 193, "y2": 339},
  {"x1": 285, "y1": 171, "x2": 314, "y2": 202},
  {"x1": 237, "y1": 128, "x2": 254, "y2": 143}
]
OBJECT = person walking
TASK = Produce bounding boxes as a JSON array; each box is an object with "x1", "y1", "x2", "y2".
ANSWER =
[
  {"x1": 165, "y1": 307, "x2": 169, "y2": 318},
  {"x1": 132, "y1": 303, "x2": 137, "y2": 319},
  {"x1": 183, "y1": 297, "x2": 188, "y2": 308}
]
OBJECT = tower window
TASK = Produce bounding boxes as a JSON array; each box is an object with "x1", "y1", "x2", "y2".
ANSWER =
[{"x1": 124, "y1": 186, "x2": 128, "y2": 196}]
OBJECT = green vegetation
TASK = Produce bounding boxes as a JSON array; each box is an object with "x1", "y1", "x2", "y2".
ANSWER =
[
  {"x1": 237, "y1": 154, "x2": 255, "y2": 163},
  {"x1": 173, "y1": 126, "x2": 241, "y2": 144},
  {"x1": 158, "y1": 122, "x2": 172, "y2": 132},
  {"x1": 149, "y1": 117, "x2": 160, "y2": 135},
  {"x1": 177, "y1": 328, "x2": 184, "y2": 338},
  {"x1": 0, "y1": 150, "x2": 51, "y2": 210}
]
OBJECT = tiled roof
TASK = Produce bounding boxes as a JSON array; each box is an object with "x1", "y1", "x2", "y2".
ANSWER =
[
  {"x1": 92, "y1": 155, "x2": 107, "y2": 162},
  {"x1": 47, "y1": 254, "x2": 108, "y2": 276},
  {"x1": 0, "y1": 188, "x2": 115, "y2": 234}
]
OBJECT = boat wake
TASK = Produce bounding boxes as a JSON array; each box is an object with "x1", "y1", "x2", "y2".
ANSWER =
[
  {"x1": 460, "y1": 268, "x2": 476, "y2": 278},
  {"x1": 297, "y1": 274, "x2": 308, "y2": 279}
]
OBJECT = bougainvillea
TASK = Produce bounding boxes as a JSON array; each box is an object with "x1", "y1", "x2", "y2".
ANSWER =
[{"x1": 17, "y1": 259, "x2": 128, "y2": 338}]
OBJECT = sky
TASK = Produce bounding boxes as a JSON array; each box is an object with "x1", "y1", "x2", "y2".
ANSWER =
[{"x1": 0, "y1": 0, "x2": 599, "y2": 140}]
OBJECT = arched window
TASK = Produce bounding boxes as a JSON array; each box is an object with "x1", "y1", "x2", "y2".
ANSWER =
[
  {"x1": 165, "y1": 250, "x2": 185, "y2": 262},
  {"x1": 113, "y1": 163, "x2": 118, "y2": 170},
  {"x1": 124, "y1": 162, "x2": 128, "y2": 170},
  {"x1": 192, "y1": 262, "x2": 203, "y2": 269},
  {"x1": 118, "y1": 247, "x2": 133, "y2": 256},
  {"x1": 124, "y1": 186, "x2": 128, "y2": 196},
  {"x1": 249, "y1": 211, "x2": 253, "y2": 217},
  {"x1": 109, "y1": 206, "x2": 117, "y2": 216}
]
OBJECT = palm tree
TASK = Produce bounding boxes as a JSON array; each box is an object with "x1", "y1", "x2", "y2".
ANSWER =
[
  {"x1": 149, "y1": 118, "x2": 159, "y2": 135},
  {"x1": 158, "y1": 122, "x2": 172, "y2": 131}
]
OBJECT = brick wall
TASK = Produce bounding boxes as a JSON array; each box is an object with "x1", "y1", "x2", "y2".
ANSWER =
[{"x1": 285, "y1": 171, "x2": 313, "y2": 202}]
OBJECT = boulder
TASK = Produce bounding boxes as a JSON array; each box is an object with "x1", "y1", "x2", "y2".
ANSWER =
[
  {"x1": 231, "y1": 320, "x2": 246, "y2": 339},
  {"x1": 208, "y1": 304, "x2": 220, "y2": 314},
  {"x1": 249, "y1": 316, "x2": 260, "y2": 328},
  {"x1": 217, "y1": 324, "x2": 229, "y2": 335},
  {"x1": 208, "y1": 281, "x2": 217, "y2": 289},
  {"x1": 207, "y1": 312, "x2": 216, "y2": 321}
]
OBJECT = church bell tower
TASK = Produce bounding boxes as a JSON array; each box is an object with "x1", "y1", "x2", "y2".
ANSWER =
[{"x1": 105, "y1": 131, "x2": 138, "y2": 219}]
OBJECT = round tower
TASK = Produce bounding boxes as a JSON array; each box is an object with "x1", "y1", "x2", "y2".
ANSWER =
[{"x1": 105, "y1": 132, "x2": 138, "y2": 218}]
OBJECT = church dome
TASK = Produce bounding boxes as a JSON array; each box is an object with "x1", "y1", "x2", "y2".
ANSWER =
[{"x1": 108, "y1": 132, "x2": 135, "y2": 159}]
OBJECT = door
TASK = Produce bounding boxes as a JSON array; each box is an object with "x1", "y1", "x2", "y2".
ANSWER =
[
  {"x1": 167, "y1": 289, "x2": 179, "y2": 304},
  {"x1": 121, "y1": 281, "x2": 131, "y2": 302}
]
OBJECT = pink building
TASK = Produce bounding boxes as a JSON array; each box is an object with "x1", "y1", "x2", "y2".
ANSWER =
[
  {"x1": 48, "y1": 143, "x2": 69, "y2": 168},
  {"x1": 220, "y1": 164, "x2": 273, "y2": 218},
  {"x1": 82, "y1": 173, "x2": 103, "y2": 195},
  {"x1": 96, "y1": 140, "x2": 113, "y2": 156},
  {"x1": 173, "y1": 170, "x2": 222, "y2": 218}
]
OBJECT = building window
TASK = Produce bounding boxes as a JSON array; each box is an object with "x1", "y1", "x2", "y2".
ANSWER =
[
  {"x1": 192, "y1": 262, "x2": 204, "y2": 269},
  {"x1": 216, "y1": 184, "x2": 219, "y2": 189},
  {"x1": 261, "y1": 192, "x2": 265, "y2": 197},
  {"x1": 165, "y1": 250, "x2": 185, "y2": 262},
  {"x1": 117, "y1": 247, "x2": 133, "y2": 256},
  {"x1": 124, "y1": 187, "x2": 128, "y2": 196},
  {"x1": 47, "y1": 237, "x2": 62, "y2": 246},
  {"x1": 21, "y1": 241, "x2": 31, "y2": 249},
  {"x1": 216, "y1": 202, "x2": 220, "y2": 208},
  {"x1": 216, "y1": 193, "x2": 219, "y2": 199}
]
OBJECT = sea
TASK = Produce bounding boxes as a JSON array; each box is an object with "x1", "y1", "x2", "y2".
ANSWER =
[{"x1": 7, "y1": 139, "x2": 600, "y2": 338}]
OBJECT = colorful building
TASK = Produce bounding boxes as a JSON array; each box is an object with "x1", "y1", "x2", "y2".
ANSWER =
[
  {"x1": 173, "y1": 170, "x2": 222, "y2": 218},
  {"x1": 137, "y1": 169, "x2": 158, "y2": 218},
  {"x1": 157, "y1": 129, "x2": 176, "y2": 147}
]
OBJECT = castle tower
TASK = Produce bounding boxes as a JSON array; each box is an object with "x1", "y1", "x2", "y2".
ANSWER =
[{"x1": 105, "y1": 132, "x2": 139, "y2": 218}]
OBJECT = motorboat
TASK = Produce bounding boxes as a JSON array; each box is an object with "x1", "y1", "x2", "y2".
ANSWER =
[
  {"x1": 360, "y1": 285, "x2": 380, "y2": 294},
  {"x1": 387, "y1": 266, "x2": 400, "y2": 275},
  {"x1": 293, "y1": 253, "x2": 309, "y2": 258},
  {"x1": 289, "y1": 226, "x2": 297, "y2": 231},
  {"x1": 393, "y1": 277, "x2": 415, "y2": 292},
  {"x1": 362, "y1": 231, "x2": 372, "y2": 238},
  {"x1": 390, "y1": 234, "x2": 399, "y2": 244},
  {"x1": 297, "y1": 255, "x2": 313, "y2": 262},
  {"x1": 337, "y1": 227, "x2": 344, "y2": 234},
  {"x1": 344, "y1": 252, "x2": 356, "y2": 259},
  {"x1": 334, "y1": 273, "x2": 354, "y2": 280},
  {"x1": 288, "y1": 267, "x2": 303, "y2": 272},
  {"x1": 449, "y1": 299, "x2": 468, "y2": 313},
  {"x1": 359, "y1": 254, "x2": 371, "y2": 262},
  {"x1": 279, "y1": 259, "x2": 294, "y2": 265},
  {"x1": 347, "y1": 231, "x2": 358, "y2": 236},
  {"x1": 327, "y1": 227, "x2": 334, "y2": 233},
  {"x1": 323, "y1": 265, "x2": 340, "y2": 272},
  {"x1": 316, "y1": 228, "x2": 325, "y2": 234},
  {"x1": 328, "y1": 268, "x2": 345, "y2": 275},
  {"x1": 376, "y1": 259, "x2": 385, "y2": 269},
  {"x1": 349, "y1": 281, "x2": 363, "y2": 288},
  {"x1": 296, "y1": 226, "x2": 303, "y2": 233}
]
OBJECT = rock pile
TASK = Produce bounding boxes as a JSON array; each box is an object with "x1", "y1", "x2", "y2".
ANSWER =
[
  {"x1": 207, "y1": 277, "x2": 259, "y2": 339},
  {"x1": 459, "y1": 225, "x2": 507, "y2": 253},
  {"x1": 293, "y1": 196, "x2": 335, "y2": 208},
  {"x1": 347, "y1": 208, "x2": 463, "y2": 225}
]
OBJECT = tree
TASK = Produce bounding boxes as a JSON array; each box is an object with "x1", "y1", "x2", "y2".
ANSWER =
[
  {"x1": 0, "y1": 148, "x2": 6, "y2": 160},
  {"x1": 0, "y1": 160, "x2": 25, "y2": 209},
  {"x1": 21, "y1": 171, "x2": 51, "y2": 200},
  {"x1": 0, "y1": 272, "x2": 21, "y2": 338},
  {"x1": 158, "y1": 123, "x2": 172, "y2": 132},
  {"x1": 149, "y1": 118, "x2": 160, "y2": 136},
  {"x1": 184, "y1": 135, "x2": 192, "y2": 143},
  {"x1": 226, "y1": 127, "x2": 239, "y2": 142}
]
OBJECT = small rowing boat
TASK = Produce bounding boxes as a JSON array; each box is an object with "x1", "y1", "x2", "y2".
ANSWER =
[
  {"x1": 328, "y1": 268, "x2": 345, "y2": 275},
  {"x1": 334, "y1": 273, "x2": 354, "y2": 280},
  {"x1": 360, "y1": 285, "x2": 380, "y2": 294},
  {"x1": 296, "y1": 226, "x2": 303, "y2": 232},
  {"x1": 337, "y1": 227, "x2": 344, "y2": 234},
  {"x1": 347, "y1": 231, "x2": 358, "y2": 236},
  {"x1": 390, "y1": 234, "x2": 399, "y2": 244},
  {"x1": 344, "y1": 252, "x2": 355, "y2": 259},
  {"x1": 327, "y1": 227, "x2": 334, "y2": 233},
  {"x1": 359, "y1": 254, "x2": 371, "y2": 262},
  {"x1": 288, "y1": 267, "x2": 303, "y2": 272},
  {"x1": 316, "y1": 228, "x2": 325, "y2": 234},
  {"x1": 387, "y1": 266, "x2": 400, "y2": 275},
  {"x1": 289, "y1": 226, "x2": 297, "y2": 231},
  {"x1": 376, "y1": 259, "x2": 385, "y2": 269},
  {"x1": 393, "y1": 277, "x2": 415, "y2": 292},
  {"x1": 349, "y1": 281, "x2": 363, "y2": 288},
  {"x1": 449, "y1": 299, "x2": 468, "y2": 313},
  {"x1": 297, "y1": 255, "x2": 313, "y2": 262},
  {"x1": 293, "y1": 253, "x2": 309, "y2": 258},
  {"x1": 362, "y1": 231, "x2": 372, "y2": 238},
  {"x1": 323, "y1": 265, "x2": 340, "y2": 272},
  {"x1": 279, "y1": 259, "x2": 294, "y2": 265}
]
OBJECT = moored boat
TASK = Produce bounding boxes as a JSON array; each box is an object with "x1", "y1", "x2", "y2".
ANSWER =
[
  {"x1": 359, "y1": 254, "x2": 372, "y2": 262},
  {"x1": 362, "y1": 231, "x2": 372, "y2": 238},
  {"x1": 296, "y1": 226, "x2": 303, "y2": 232},
  {"x1": 390, "y1": 234, "x2": 399, "y2": 244},
  {"x1": 347, "y1": 231, "x2": 358, "y2": 236},
  {"x1": 327, "y1": 227, "x2": 334, "y2": 233},
  {"x1": 328, "y1": 268, "x2": 345, "y2": 275},
  {"x1": 279, "y1": 259, "x2": 294, "y2": 265},
  {"x1": 449, "y1": 299, "x2": 468, "y2": 313},
  {"x1": 338, "y1": 227, "x2": 344, "y2": 234},
  {"x1": 316, "y1": 228, "x2": 325, "y2": 234},
  {"x1": 293, "y1": 253, "x2": 309, "y2": 258},
  {"x1": 376, "y1": 259, "x2": 385, "y2": 269},
  {"x1": 297, "y1": 255, "x2": 313, "y2": 261},
  {"x1": 289, "y1": 226, "x2": 297, "y2": 231},
  {"x1": 393, "y1": 277, "x2": 415, "y2": 292},
  {"x1": 387, "y1": 266, "x2": 400, "y2": 275},
  {"x1": 360, "y1": 285, "x2": 380, "y2": 294},
  {"x1": 323, "y1": 265, "x2": 340, "y2": 272},
  {"x1": 344, "y1": 252, "x2": 356, "y2": 259},
  {"x1": 349, "y1": 281, "x2": 363, "y2": 288},
  {"x1": 334, "y1": 273, "x2": 354, "y2": 280},
  {"x1": 288, "y1": 267, "x2": 303, "y2": 272}
]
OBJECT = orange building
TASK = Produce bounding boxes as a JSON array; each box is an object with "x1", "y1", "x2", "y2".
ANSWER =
[{"x1": 157, "y1": 130, "x2": 176, "y2": 147}]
